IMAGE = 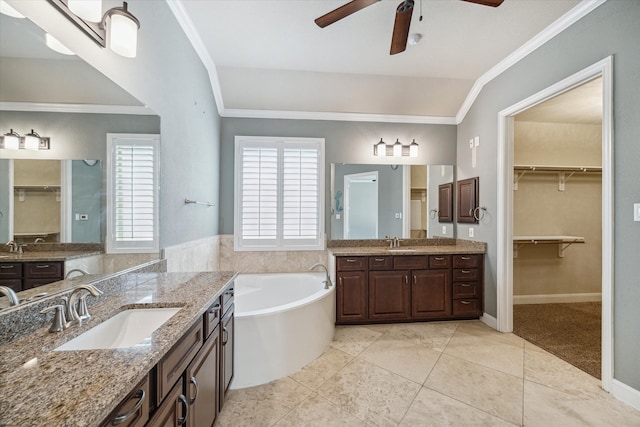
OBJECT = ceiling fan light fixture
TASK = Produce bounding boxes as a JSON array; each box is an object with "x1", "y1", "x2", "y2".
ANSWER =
[{"x1": 408, "y1": 33, "x2": 422, "y2": 46}]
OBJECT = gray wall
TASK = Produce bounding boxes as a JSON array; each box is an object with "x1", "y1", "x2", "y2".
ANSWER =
[
  {"x1": 0, "y1": 160, "x2": 9, "y2": 242},
  {"x1": 71, "y1": 160, "x2": 102, "y2": 243},
  {"x1": 220, "y1": 118, "x2": 457, "y2": 234},
  {"x1": 18, "y1": 0, "x2": 222, "y2": 249},
  {"x1": 456, "y1": 0, "x2": 640, "y2": 389}
]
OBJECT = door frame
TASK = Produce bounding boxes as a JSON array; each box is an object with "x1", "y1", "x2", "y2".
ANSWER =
[{"x1": 496, "y1": 56, "x2": 614, "y2": 390}]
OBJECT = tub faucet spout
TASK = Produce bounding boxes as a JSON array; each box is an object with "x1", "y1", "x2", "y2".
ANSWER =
[{"x1": 309, "y1": 263, "x2": 332, "y2": 289}]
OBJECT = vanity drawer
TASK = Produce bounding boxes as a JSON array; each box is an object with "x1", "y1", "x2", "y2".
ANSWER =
[
  {"x1": 221, "y1": 284, "x2": 234, "y2": 314},
  {"x1": 428, "y1": 255, "x2": 451, "y2": 269},
  {"x1": 23, "y1": 261, "x2": 63, "y2": 279},
  {"x1": 0, "y1": 279, "x2": 22, "y2": 292},
  {"x1": 453, "y1": 268, "x2": 480, "y2": 281},
  {"x1": 204, "y1": 298, "x2": 222, "y2": 339},
  {"x1": 452, "y1": 255, "x2": 481, "y2": 269},
  {"x1": 369, "y1": 256, "x2": 393, "y2": 270},
  {"x1": 156, "y1": 321, "x2": 203, "y2": 402},
  {"x1": 337, "y1": 257, "x2": 366, "y2": 271},
  {"x1": 453, "y1": 282, "x2": 480, "y2": 299},
  {"x1": 0, "y1": 263, "x2": 22, "y2": 278},
  {"x1": 452, "y1": 299, "x2": 481, "y2": 317},
  {"x1": 393, "y1": 255, "x2": 427, "y2": 270},
  {"x1": 23, "y1": 278, "x2": 61, "y2": 290},
  {"x1": 100, "y1": 374, "x2": 150, "y2": 427}
]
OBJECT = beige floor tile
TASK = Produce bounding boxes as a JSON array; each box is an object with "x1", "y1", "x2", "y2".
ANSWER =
[
  {"x1": 524, "y1": 341, "x2": 603, "y2": 397},
  {"x1": 318, "y1": 358, "x2": 421, "y2": 427},
  {"x1": 524, "y1": 380, "x2": 640, "y2": 427},
  {"x1": 424, "y1": 354, "x2": 523, "y2": 425},
  {"x1": 289, "y1": 347, "x2": 354, "y2": 390},
  {"x1": 331, "y1": 325, "x2": 383, "y2": 356},
  {"x1": 358, "y1": 333, "x2": 442, "y2": 384},
  {"x1": 362, "y1": 323, "x2": 394, "y2": 334},
  {"x1": 400, "y1": 387, "x2": 519, "y2": 426},
  {"x1": 444, "y1": 329, "x2": 524, "y2": 378},
  {"x1": 384, "y1": 321, "x2": 459, "y2": 352},
  {"x1": 215, "y1": 377, "x2": 312, "y2": 427},
  {"x1": 274, "y1": 392, "x2": 368, "y2": 427},
  {"x1": 456, "y1": 320, "x2": 525, "y2": 347}
]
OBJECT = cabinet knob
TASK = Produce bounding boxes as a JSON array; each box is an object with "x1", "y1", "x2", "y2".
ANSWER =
[{"x1": 110, "y1": 389, "x2": 146, "y2": 425}]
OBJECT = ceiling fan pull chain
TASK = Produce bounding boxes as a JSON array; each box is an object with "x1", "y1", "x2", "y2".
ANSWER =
[{"x1": 419, "y1": 0, "x2": 423, "y2": 21}]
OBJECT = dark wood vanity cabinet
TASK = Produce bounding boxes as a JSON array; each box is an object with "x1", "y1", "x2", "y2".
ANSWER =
[
  {"x1": 457, "y1": 177, "x2": 480, "y2": 224},
  {"x1": 0, "y1": 261, "x2": 63, "y2": 291},
  {"x1": 336, "y1": 254, "x2": 482, "y2": 325},
  {"x1": 100, "y1": 375, "x2": 150, "y2": 427}
]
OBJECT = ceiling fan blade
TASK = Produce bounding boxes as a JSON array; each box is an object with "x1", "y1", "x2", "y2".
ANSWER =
[
  {"x1": 460, "y1": 0, "x2": 504, "y2": 7},
  {"x1": 390, "y1": 0, "x2": 414, "y2": 55},
  {"x1": 315, "y1": 0, "x2": 381, "y2": 28}
]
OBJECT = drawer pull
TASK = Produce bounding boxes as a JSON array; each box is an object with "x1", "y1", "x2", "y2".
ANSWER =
[
  {"x1": 35, "y1": 264, "x2": 50, "y2": 269},
  {"x1": 460, "y1": 283, "x2": 472, "y2": 287},
  {"x1": 338, "y1": 277, "x2": 343, "y2": 287},
  {"x1": 374, "y1": 258, "x2": 385, "y2": 262},
  {"x1": 188, "y1": 376, "x2": 199, "y2": 405},
  {"x1": 404, "y1": 275, "x2": 408, "y2": 286},
  {"x1": 434, "y1": 257, "x2": 445, "y2": 261},
  {"x1": 413, "y1": 275, "x2": 417, "y2": 283},
  {"x1": 226, "y1": 289, "x2": 234, "y2": 297},
  {"x1": 0, "y1": 265, "x2": 14, "y2": 269},
  {"x1": 177, "y1": 394, "x2": 189, "y2": 426},
  {"x1": 208, "y1": 304, "x2": 221, "y2": 316},
  {"x1": 222, "y1": 327, "x2": 229, "y2": 345},
  {"x1": 346, "y1": 259, "x2": 357, "y2": 263},
  {"x1": 461, "y1": 270, "x2": 471, "y2": 274},
  {"x1": 461, "y1": 256, "x2": 471, "y2": 260},
  {"x1": 460, "y1": 300, "x2": 472, "y2": 305},
  {"x1": 111, "y1": 389, "x2": 145, "y2": 425}
]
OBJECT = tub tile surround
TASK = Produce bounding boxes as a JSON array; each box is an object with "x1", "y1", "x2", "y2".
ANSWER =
[
  {"x1": 0, "y1": 266, "x2": 236, "y2": 426},
  {"x1": 218, "y1": 321, "x2": 640, "y2": 427}
]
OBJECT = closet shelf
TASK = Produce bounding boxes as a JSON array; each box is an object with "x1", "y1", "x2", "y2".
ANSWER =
[
  {"x1": 513, "y1": 235, "x2": 585, "y2": 258},
  {"x1": 513, "y1": 165, "x2": 601, "y2": 191}
]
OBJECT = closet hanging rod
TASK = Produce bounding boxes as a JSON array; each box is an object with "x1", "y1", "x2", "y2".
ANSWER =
[{"x1": 184, "y1": 198, "x2": 215, "y2": 208}]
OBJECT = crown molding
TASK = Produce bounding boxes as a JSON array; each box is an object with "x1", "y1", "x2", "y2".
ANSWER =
[
  {"x1": 0, "y1": 102, "x2": 157, "y2": 115},
  {"x1": 455, "y1": 0, "x2": 608, "y2": 124},
  {"x1": 168, "y1": 0, "x2": 606, "y2": 126},
  {"x1": 165, "y1": 0, "x2": 225, "y2": 114},
  {"x1": 221, "y1": 108, "x2": 457, "y2": 125}
]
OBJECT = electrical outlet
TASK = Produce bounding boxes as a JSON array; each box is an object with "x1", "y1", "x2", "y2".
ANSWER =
[
  {"x1": 336, "y1": 213, "x2": 340, "y2": 220},
  {"x1": 79, "y1": 214, "x2": 88, "y2": 221},
  {"x1": 395, "y1": 213, "x2": 402, "y2": 219},
  {"x1": 635, "y1": 203, "x2": 640, "y2": 221},
  {"x1": 442, "y1": 225, "x2": 447, "y2": 234},
  {"x1": 469, "y1": 227, "x2": 474, "y2": 238}
]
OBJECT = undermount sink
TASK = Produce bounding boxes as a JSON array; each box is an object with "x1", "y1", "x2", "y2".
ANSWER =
[
  {"x1": 54, "y1": 307, "x2": 180, "y2": 351},
  {"x1": 387, "y1": 248, "x2": 418, "y2": 253}
]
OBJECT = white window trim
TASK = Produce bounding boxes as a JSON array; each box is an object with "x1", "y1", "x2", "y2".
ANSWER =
[
  {"x1": 106, "y1": 133, "x2": 160, "y2": 254},
  {"x1": 234, "y1": 136, "x2": 325, "y2": 251}
]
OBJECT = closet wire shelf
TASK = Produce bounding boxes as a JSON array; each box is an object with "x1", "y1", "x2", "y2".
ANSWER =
[{"x1": 513, "y1": 235, "x2": 585, "y2": 258}]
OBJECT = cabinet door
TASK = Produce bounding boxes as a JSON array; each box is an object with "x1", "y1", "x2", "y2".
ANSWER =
[
  {"x1": 457, "y1": 177, "x2": 479, "y2": 224},
  {"x1": 219, "y1": 306, "x2": 234, "y2": 411},
  {"x1": 412, "y1": 270, "x2": 452, "y2": 319},
  {"x1": 336, "y1": 271, "x2": 367, "y2": 323},
  {"x1": 368, "y1": 270, "x2": 410, "y2": 320},
  {"x1": 148, "y1": 378, "x2": 187, "y2": 427},
  {"x1": 187, "y1": 325, "x2": 220, "y2": 427}
]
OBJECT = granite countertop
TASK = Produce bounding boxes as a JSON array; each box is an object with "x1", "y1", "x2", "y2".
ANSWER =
[
  {"x1": 0, "y1": 250, "x2": 103, "y2": 262},
  {"x1": 0, "y1": 271, "x2": 237, "y2": 427},
  {"x1": 329, "y1": 240, "x2": 486, "y2": 257}
]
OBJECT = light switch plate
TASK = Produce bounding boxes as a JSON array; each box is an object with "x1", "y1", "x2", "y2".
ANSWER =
[
  {"x1": 442, "y1": 225, "x2": 447, "y2": 234},
  {"x1": 469, "y1": 227, "x2": 474, "y2": 238},
  {"x1": 469, "y1": 139, "x2": 474, "y2": 149},
  {"x1": 634, "y1": 203, "x2": 640, "y2": 221},
  {"x1": 474, "y1": 136, "x2": 480, "y2": 147}
]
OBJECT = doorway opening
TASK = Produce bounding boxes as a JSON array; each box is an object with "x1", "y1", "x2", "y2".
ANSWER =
[
  {"x1": 344, "y1": 171, "x2": 378, "y2": 239},
  {"x1": 496, "y1": 56, "x2": 613, "y2": 390}
]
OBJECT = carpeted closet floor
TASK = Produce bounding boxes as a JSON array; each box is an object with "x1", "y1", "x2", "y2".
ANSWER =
[{"x1": 513, "y1": 302, "x2": 601, "y2": 379}]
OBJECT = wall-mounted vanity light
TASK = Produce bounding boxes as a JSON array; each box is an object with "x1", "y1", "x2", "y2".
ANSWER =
[
  {"x1": 373, "y1": 138, "x2": 419, "y2": 158},
  {"x1": 0, "y1": 129, "x2": 51, "y2": 150},
  {"x1": 0, "y1": 0, "x2": 24, "y2": 18},
  {"x1": 47, "y1": 0, "x2": 140, "y2": 58}
]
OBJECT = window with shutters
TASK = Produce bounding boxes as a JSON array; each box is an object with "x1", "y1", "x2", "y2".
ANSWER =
[
  {"x1": 234, "y1": 136, "x2": 325, "y2": 251},
  {"x1": 106, "y1": 133, "x2": 159, "y2": 253}
]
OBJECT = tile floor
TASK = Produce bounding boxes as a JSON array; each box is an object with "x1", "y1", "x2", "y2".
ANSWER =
[{"x1": 215, "y1": 320, "x2": 640, "y2": 426}]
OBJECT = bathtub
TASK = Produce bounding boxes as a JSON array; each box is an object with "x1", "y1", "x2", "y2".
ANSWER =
[{"x1": 230, "y1": 272, "x2": 335, "y2": 389}]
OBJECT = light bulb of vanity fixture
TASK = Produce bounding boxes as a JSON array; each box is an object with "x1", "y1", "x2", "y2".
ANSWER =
[
  {"x1": 409, "y1": 139, "x2": 419, "y2": 157},
  {"x1": 23, "y1": 129, "x2": 41, "y2": 151},
  {"x1": 0, "y1": 0, "x2": 25, "y2": 18},
  {"x1": 103, "y1": 2, "x2": 140, "y2": 58},
  {"x1": 45, "y1": 33, "x2": 75, "y2": 56},
  {"x1": 68, "y1": 0, "x2": 103, "y2": 22},
  {"x1": 1, "y1": 129, "x2": 20, "y2": 150},
  {"x1": 375, "y1": 138, "x2": 387, "y2": 157},
  {"x1": 392, "y1": 139, "x2": 403, "y2": 157}
]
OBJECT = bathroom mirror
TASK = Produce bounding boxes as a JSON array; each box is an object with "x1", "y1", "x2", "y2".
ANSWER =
[
  {"x1": 330, "y1": 163, "x2": 455, "y2": 240},
  {"x1": 0, "y1": 13, "x2": 160, "y2": 304}
]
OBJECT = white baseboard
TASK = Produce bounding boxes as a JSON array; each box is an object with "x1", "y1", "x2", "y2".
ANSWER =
[
  {"x1": 513, "y1": 293, "x2": 602, "y2": 305},
  {"x1": 611, "y1": 379, "x2": 640, "y2": 411},
  {"x1": 481, "y1": 312, "x2": 498, "y2": 330}
]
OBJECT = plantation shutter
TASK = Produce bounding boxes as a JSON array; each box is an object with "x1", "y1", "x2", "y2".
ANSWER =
[
  {"x1": 106, "y1": 134, "x2": 159, "y2": 253},
  {"x1": 235, "y1": 137, "x2": 324, "y2": 251}
]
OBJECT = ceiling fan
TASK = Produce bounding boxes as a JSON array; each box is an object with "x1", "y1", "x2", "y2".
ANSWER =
[{"x1": 315, "y1": 0, "x2": 504, "y2": 55}]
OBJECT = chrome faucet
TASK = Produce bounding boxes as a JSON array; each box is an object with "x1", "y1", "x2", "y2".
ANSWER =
[
  {"x1": 5, "y1": 240, "x2": 17, "y2": 253},
  {"x1": 0, "y1": 286, "x2": 20, "y2": 306},
  {"x1": 65, "y1": 284, "x2": 103, "y2": 325},
  {"x1": 385, "y1": 236, "x2": 401, "y2": 248},
  {"x1": 65, "y1": 268, "x2": 89, "y2": 279},
  {"x1": 309, "y1": 263, "x2": 332, "y2": 289}
]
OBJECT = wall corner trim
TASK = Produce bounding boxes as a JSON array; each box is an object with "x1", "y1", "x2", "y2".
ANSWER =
[{"x1": 480, "y1": 313, "x2": 498, "y2": 330}]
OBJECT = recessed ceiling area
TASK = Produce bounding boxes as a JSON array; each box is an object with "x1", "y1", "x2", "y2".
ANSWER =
[{"x1": 178, "y1": 0, "x2": 582, "y2": 119}]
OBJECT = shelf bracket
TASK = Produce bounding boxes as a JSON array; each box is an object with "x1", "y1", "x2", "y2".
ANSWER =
[
  {"x1": 558, "y1": 242, "x2": 576, "y2": 258},
  {"x1": 558, "y1": 170, "x2": 580, "y2": 191},
  {"x1": 514, "y1": 170, "x2": 527, "y2": 191}
]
